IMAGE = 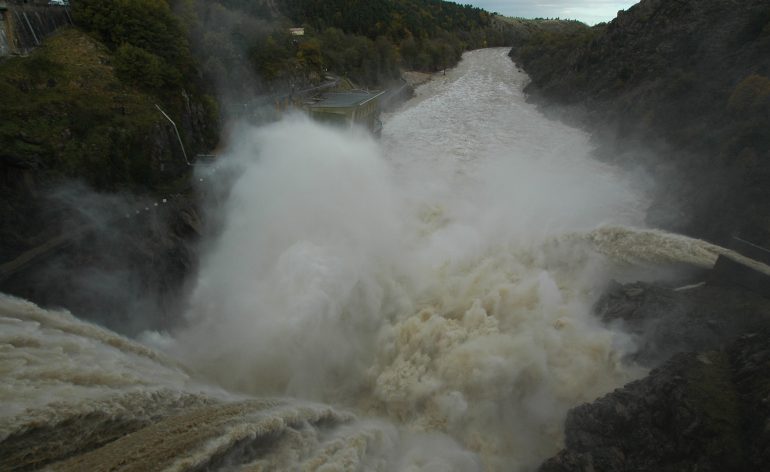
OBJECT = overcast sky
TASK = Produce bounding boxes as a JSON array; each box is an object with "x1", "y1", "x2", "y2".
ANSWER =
[{"x1": 466, "y1": 1, "x2": 640, "y2": 25}]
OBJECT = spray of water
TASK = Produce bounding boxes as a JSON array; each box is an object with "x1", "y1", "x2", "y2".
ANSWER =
[
  {"x1": 1, "y1": 49, "x2": 746, "y2": 471},
  {"x1": 168, "y1": 104, "x2": 653, "y2": 469},
  {"x1": 159, "y1": 50, "x2": 680, "y2": 470}
]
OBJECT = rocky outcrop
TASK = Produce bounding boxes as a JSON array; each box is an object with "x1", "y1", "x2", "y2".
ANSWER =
[
  {"x1": 510, "y1": 0, "x2": 770, "y2": 242},
  {"x1": 596, "y1": 281, "x2": 770, "y2": 366},
  {"x1": 539, "y1": 333, "x2": 770, "y2": 472},
  {"x1": 536, "y1": 280, "x2": 770, "y2": 471},
  {"x1": 0, "y1": 193, "x2": 203, "y2": 335},
  {"x1": 539, "y1": 331, "x2": 770, "y2": 472},
  {"x1": 514, "y1": 7, "x2": 770, "y2": 464}
]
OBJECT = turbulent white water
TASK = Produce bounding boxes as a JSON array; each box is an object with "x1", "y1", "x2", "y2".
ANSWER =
[{"x1": 0, "y1": 49, "x2": 742, "y2": 471}]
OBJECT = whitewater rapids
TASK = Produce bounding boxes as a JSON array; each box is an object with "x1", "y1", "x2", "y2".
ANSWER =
[{"x1": 0, "y1": 49, "x2": 745, "y2": 471}]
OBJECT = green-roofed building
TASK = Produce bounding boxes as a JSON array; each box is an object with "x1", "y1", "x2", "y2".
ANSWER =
[{"x1": 305, "y1": 91, "x2": 385, "y2": 136}]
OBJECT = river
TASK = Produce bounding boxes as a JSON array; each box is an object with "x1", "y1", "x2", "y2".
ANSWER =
[{"x1": 0, "y1": 49, "x2": 733, "y2": 471}]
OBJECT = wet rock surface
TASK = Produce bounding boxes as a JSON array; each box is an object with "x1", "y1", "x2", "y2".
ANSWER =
[
  {"x1": 0, "y1": 195, "x2": 202, "y2": 335},
  {"x1": 538, "y1": 281, "x2": 770, "y2": 472},
  {"x1": 597, "y1": 281, "x2": 770, "y2": 366},
  {"x1": 539, "y1": 332, "x2": 770, "y2": 472}
]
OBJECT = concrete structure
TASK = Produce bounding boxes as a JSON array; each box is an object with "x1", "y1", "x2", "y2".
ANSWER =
[
  {"x1": 0, "y1": 2, "x2": 9, "y2": 56},
  {"x1": 0, "y1": 0, "x2": 71, "y2": 57},
  {"x1": 305, "y1": 91, "x2": 386, "y2": 135}
]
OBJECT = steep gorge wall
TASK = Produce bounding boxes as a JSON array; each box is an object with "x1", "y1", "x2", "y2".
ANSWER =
[{"x1": 510, "y1": 0, "x2": 770, "y2": 244}]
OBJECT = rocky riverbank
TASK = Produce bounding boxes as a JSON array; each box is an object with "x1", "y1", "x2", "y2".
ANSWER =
[
  {"x1": 538, "y1": 279, "x2": 770, "y2": 471},
  {"x1": 540, "y1": 330, "x2": 770, "y2": 472}
]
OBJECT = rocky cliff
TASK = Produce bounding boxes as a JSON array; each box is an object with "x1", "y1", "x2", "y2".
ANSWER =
[
  {"x1": 539, "y1": 281, "x2": 770, "y2": 472},
  {"x1": 0, "y1": 26, "x2": 217, "y2": 331},
  {"x1": 540, "y1": 331, "x2": 770, "y2": 472},
  {"x1": 508, "y1": 6, "x2": 770, "y2": 469},
  {"x1": 510, "y1": 0, "x2": 770, "y2": 243}
]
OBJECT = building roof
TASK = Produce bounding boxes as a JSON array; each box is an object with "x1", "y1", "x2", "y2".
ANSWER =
[{"x1": 309, "y1": 91, "x2": 384, "y2": 109}]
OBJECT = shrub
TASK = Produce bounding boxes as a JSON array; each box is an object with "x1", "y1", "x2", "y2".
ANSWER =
[
  {"x1": 113, "y1": 44, "x2": 165, "y2": 89},
  {"x1": 72, "y1": 0, "x2": 192, "y2": 90}
]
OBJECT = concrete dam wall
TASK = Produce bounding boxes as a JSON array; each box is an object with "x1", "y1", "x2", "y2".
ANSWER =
[{"x1": 0, "y1": 1, "x2": 71, "y2": 56}]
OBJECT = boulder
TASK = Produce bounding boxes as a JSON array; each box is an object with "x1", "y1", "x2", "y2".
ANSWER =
[{"x1": 539, "y1": 331, "x2": 770, "y2": 472}]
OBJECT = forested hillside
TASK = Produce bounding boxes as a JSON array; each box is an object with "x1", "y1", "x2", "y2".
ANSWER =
[
  {"x1": 1, "y1": 0, "x2": 218, "y2": 195},
  {"x1": 281, "y1": 0, "x2": 511, "y2": 72},
  {"x1": 510, "y1": 0, "x2": 770, "y2": 244},
  {"x1": 283, "y1": 0, "x2": 491, "y2": 37},
  {"x1": 0, "y1": 0, "x2": 219, "y2": 329},
  {"x1": 179, "y1": 0, "x2": 515, "y2": 98}
]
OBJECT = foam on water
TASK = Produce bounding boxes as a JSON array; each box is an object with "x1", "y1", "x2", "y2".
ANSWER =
[
  {"x1": 167, "y1": 49, "x2": 652, "y2": 470},
  {"x1": 1, "y1": 49, "x2": 747, "y2": 471}
]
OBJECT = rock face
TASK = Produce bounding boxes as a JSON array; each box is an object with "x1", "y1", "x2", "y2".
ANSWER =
[
  {"x1": 537, "y1": 280, "x2": 770, "y2": 472},
  {"x1": 513, "y1": 7, "x2": 770, "y2": 467},
  {"x1": 539, "y1": 332, "x2": 770, "y2": 472},
  {"x1": 597, "y1": 282, "x2": 770, "y2": 366},
  {"x1": 0, "y1": 194, "x2": 203, "y2": 335},
  {"x1": 510, "y1": 0, "x2": 770, "y2": 242}
]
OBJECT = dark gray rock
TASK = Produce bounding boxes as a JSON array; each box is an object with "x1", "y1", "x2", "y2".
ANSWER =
[
  {"x1": 0, "y1": 194, "x2": 202, "y2": 336},
  {"x1": 596, "y1": 281, "x2": 770, "y2": 366},
  {"x1": 539, "y1": 331, "x2": 770, "y2": 472}
]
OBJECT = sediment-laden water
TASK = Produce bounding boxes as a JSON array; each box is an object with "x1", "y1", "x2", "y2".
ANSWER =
[{"x1": 0, "y1": 49, "x2": 736, "y2": 471}]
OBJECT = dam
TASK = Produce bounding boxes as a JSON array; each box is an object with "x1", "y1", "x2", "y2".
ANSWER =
[
  {"x1": 0, "y1": 0, "x2": 71, "y2": 57},
  {"x1": 3, "y1": 48, "x2": 767, "y2": 471}
]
